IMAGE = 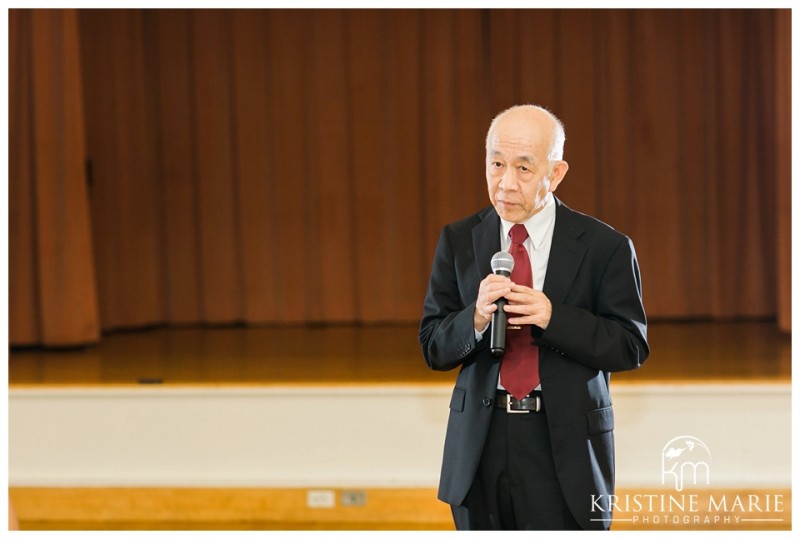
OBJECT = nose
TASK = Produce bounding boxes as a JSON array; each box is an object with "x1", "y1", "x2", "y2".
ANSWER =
[{"x1": 499, "y1": 168, "x2": 518, "y2": 191}]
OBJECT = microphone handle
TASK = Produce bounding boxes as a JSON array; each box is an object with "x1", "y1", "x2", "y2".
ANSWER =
[{"x1": 490, "y1": 297, "x2": 508, "y2": 357}]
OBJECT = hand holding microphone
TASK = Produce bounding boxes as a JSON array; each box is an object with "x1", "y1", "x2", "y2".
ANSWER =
[{"x1": 489, "y1": 251, "x2": 514, "y2": 356}]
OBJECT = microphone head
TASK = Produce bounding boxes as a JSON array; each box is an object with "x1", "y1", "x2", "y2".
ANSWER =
[{"x1": 490, "y1": 250, "x2": 514, "y2": 275}]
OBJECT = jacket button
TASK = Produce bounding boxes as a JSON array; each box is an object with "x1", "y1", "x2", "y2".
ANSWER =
[{"x1": 482, "y1": 397, "x2": 491, "y2": 407}]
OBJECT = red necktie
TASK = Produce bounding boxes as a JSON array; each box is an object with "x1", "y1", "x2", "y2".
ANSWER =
[{"x1": 499, "y1": 223, "x2": 540, "y2": 400}]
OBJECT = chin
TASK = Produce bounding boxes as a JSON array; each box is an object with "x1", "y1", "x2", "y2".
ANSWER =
[{"x1": 496, "y1": 205, "x2": 525, "y2": 223}]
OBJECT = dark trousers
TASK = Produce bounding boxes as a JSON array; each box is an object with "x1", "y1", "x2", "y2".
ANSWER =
[{"x1": 451, "y1": 406, "x2": 581, "y2": 530}]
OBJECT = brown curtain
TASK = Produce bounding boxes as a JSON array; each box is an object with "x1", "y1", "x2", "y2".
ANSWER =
[
  {"x1": 8, "y1": 9, "x2": 791, "y2": 346},
  {"x1": 774, "y1": 11, "x2": 791, "y2": 334},
  {"x1": 9, "y1": 9, "x2": 100, "y2": 346}
]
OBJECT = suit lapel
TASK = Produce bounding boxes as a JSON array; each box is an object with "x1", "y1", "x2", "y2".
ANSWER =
[
  {"x1": 471, "y1": 208, "x2": 501, "y2": 279},
  {"x1": 543, "y1": 198, "x2": 587, "y2": 305}
]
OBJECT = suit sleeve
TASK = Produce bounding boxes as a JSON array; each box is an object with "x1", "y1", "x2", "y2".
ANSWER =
[
  {"x1": 537, "y1": 235, "x2": 649, "y2": 373},
  {"x1": 419, "y1": 227, "x2": 484, "y2": 372}
]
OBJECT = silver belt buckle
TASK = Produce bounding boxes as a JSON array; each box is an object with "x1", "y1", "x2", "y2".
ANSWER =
[{"x1": 506, "y1": 393, "x2": 530, "y2": 414}]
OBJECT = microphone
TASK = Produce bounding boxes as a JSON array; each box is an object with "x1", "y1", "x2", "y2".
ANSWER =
[{"x1": 489, "y1": 251, "x2": 514, "y2": 357}]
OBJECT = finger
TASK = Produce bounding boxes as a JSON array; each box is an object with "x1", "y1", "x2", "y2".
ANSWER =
[
  {"x1": 481, "y1": 302, "x2": 498, "y2": 315},
  {"x1": 510, "y1": 283, "x2": 536, "y2": 294},
  {"x1": 504, "y1": 303, "x2": 536, "y2": 315},
  {"x1": 507, "y1": 315, "x2": 536, "y2": 326},
  {"x1": 505, "y1": 291, "x2": 537, "y2": 304},
  {"x1": 481, "y1": 282, "x2": 513, "y2": 301},
  {"x1": 483, "y1": 278, "x2": 512, "y2": 292},
  {"x1": 481, "y1": 294, "x2": 509, "y2": 313},
  {"x1": 479, "y1": 286, "x2": 508, "y2": 303}
]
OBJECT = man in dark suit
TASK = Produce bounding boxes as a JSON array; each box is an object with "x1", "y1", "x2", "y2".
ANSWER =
[{"x1": 419, "y1": 105, "x2": 649, "y2": 530}]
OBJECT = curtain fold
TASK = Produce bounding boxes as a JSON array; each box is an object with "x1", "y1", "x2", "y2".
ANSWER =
[
  {"x1": 774, "y1": 10, "x2": 791, "y2": 334},
  {"x1": 9, "y1": 9, "x2": 100, "y2": 346},
  {"x1": 8, "y1": 9, "x2": 791, "y2": 346}
]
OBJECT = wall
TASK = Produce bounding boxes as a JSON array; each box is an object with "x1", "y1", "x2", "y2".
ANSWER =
[{"x1": 9, "y1": 383, "x2": 791, "y2": 488}]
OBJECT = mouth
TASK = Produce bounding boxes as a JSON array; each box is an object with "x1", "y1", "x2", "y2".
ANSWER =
[{"x1": 497, "y1": 199, "x2": 520, "y2": 208}]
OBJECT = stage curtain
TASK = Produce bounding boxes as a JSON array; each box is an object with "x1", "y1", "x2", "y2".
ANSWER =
[
  {"x1": 8, "y1": 9, "x2": 100, "y2": 346},
  {"x1": 774, "y1": 11, "x2": 791, "y2": 334},
  {"x1": 8, "y1": 9, "x2": 791, "y2": 346}
]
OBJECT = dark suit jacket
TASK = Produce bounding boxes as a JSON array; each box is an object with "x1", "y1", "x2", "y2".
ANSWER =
[{"x1": 419, "y1": 197, "x2": 649, "y2": 530}]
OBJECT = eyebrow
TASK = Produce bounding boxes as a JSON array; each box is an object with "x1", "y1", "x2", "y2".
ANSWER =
[{"x1": 489, "y1": 150, "x2": 537, "y2": 165}]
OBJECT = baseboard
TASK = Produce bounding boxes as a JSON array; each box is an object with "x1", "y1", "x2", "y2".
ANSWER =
[
  {"x1": 10, "y1": 486, "x2": 791, "y2": 531},
  {"x1": 9, "y1": 487, "x2": 452, "y2": 530}
]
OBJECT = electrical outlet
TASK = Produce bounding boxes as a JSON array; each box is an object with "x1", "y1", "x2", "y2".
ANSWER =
[
  {"x1": 307, "y1": 489, "x2": 335, "y2": 508},
  {"x1": 341, "y1": 490, "x2": 367, "y2": 507}
]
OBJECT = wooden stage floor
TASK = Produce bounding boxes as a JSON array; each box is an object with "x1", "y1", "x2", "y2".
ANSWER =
[{"x1": 8, "y1": 321, "x2": 791, "y2": 386}]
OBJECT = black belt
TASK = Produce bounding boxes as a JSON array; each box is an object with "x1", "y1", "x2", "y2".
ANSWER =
[{"x1": 495, "y1": 390, "x2": 544, "y2": 413}]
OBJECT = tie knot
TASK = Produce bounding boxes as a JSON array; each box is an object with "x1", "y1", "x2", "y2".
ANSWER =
[{"x1": 509, "y1": 224, "x2": 528, "y2": 245}]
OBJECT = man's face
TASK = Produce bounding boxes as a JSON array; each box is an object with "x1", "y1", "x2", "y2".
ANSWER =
[{"x1": 486, "y1": 111, "x2": 566, "y2": 223}]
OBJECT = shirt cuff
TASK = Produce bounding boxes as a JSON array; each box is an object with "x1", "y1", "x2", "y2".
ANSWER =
[{"x1": 474, "y1": 324, "x2": 489, "y2": 342}]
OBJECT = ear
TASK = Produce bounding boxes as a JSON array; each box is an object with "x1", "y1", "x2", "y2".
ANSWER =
[{"x1": 548, "y1": 160, "x2": 569, "y2": 192}]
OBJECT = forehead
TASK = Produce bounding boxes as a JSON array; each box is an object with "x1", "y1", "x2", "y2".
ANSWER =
[{"x1": 486, "y1": 112, "x2": 552, "y2": 158}]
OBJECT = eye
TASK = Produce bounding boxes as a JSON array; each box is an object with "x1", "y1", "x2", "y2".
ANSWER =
[{"x1": 519, "y1": 165, "x2": 529, "y2": 172}]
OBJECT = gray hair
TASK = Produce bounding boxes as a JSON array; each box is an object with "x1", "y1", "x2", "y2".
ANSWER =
[{"x1": 486, "y1": 104, "x2": 566, "y2": 162}]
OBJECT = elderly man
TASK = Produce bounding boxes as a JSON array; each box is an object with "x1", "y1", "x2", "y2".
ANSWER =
[{"x1": 419, "y1": 105, "x2": 649, "y2": 530}]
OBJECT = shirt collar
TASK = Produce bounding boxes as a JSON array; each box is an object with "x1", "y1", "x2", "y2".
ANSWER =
[{"x1": 500, "y1": 192, "x2": 556, "y2": 250}]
